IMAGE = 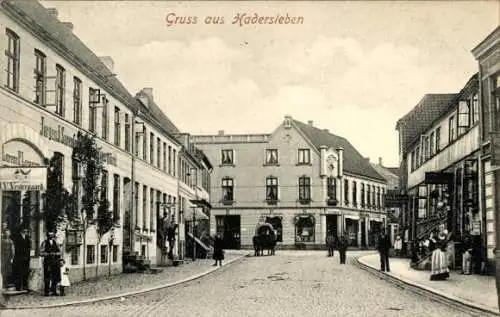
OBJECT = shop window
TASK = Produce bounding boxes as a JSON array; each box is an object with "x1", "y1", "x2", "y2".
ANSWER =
[
  {"x1": 265, "y1": 216, "x2": 283, "y2": 242},
  {"x1": 86, "y1": 245, "x2": 95, "y2": 264},
  {"x1": 294, "y1": 215, "x2": 315, "y2": 242}
]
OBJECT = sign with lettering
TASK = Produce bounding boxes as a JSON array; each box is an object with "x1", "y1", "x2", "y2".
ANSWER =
[
  {"x1": 490, "y1": 132, "x2": 500, "y2": 166},
  {"x1": 0, "y1": 167, "x2": 46, "y2": 191},
  {"x1": 2, "y1": 140, "x2": 45, "y2": 166},
  {"x1": 39, "y1": 116, "x2": 117, "y2": 166}
]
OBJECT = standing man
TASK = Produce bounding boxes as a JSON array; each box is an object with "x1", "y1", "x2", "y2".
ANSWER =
[
  {"x1": 40, "y1": 231, "x2": 61, "y2": 296},
  {"x1": 12, "y1": 226, "x2": 30, "y2": 292},
  {"x1": 377, "y1": 229, "x2": 391, "y2": 272},
  {"x1": 325, "y1": 230, "x2": 335, "y2": 257},
  {"x1": 338, "y1": 232, "x2": 348, "y2": 264}
]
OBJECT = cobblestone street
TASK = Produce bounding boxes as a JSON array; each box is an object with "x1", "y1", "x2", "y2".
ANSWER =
[{"x1": 1, "y1": 251, "x2": 476, "y2": 317}]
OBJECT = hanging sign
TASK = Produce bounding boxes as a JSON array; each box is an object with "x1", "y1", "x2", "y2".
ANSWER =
[{"x1": 0, "y1": 167, "x2": 47, "y2": 191}]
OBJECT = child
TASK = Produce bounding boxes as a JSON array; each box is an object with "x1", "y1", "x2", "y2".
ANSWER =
[{"x1": 59, "y1": 259, "x2": 70, "y2": 296}]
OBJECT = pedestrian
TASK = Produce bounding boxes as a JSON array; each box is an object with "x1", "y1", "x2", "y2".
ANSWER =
[
  {"x1": 212, "y1": 232, "x2": 224, "y2": 266},
  {"x1": 12, "y1": 226, "x2": 30, "y2": 292},
  {"x1": 58, "y1": 259, "x2": 70, "y2": 296},
  {"x1": 377, "y1": 230, "x2": 391, "y2": 272},
  {"x1": 430, "y1": 229, "x2": 450, "y2": 281},
  {"x1": 1, "y1": 228, "x2": 15, "y2": 290},
  {"x1": 325, "y1": 230, "x2": 335, "y2": 257},
  {"x1": 462, "y1": 248, "x2": 472, "y2": 275},
  {"x1": 338, "y1": 232, "x2": 348, "y2": 264},
  {"x1": 40, "y1": 231, "x2": 61, "y2": 296},
  {"x1": 393, "y1": 235, "x2": 402, "y2": 257}
]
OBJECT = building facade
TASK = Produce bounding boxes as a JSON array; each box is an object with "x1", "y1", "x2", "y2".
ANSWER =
[
  {"x1": 472, "y1": 26, "x2": 500, "y2": 273},
  {"x1": 0, "y1": 1, "x2": 210, "y2": 291},
  {"x1": 192, "y1": 116, "x2": 388, "y2": 250},
  {"x1": 396, "y1": 76, "x2": 483, "y2": 269}
]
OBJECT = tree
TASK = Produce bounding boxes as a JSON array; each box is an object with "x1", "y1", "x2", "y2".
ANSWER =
[{"x1": 43, "y1": 154, "x2": 72, "y2": 233}]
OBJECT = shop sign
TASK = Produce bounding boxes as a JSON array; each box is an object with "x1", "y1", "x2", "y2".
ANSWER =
[
  {"x1": 425, "y1": 172, "x2": 453, "y2": 184},
  {"x1": 0, "y1": 167, "x2": 46, "y2": 191},
  {"x1": 39, "y1": 115, "x2": 117, "y2": 166},
  {"x1": 2, "y1": 140, "x2": 45, "y2": 166},
  {"x1": 490, "y1": 132, "x2": 500, "y2": 166}
]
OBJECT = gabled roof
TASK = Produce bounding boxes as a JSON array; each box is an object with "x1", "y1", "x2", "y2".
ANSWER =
[
  {"x1": 136, "y1": 90, "x2": 180, "y2": 135},
  {"x1": 293, "y1": 120, "x2": 386, "y2": 182},
  {"x1": 395, "y1": 94, "x2": 457, "y2": 153},
  {"x1": 386, "y1": 167, "x2": 401, "y2": 177}
]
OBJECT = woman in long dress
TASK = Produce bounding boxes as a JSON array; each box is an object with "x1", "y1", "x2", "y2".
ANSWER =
[
  {"x1": 212, "y1": 233, "x2": 224, "y2": 266},
  {"x1": 430, "y1": 230, "x2": 450, "y2": 281}
]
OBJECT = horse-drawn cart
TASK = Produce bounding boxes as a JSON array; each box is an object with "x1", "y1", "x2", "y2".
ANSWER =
[{"x1": 252, "y1": 222, "x2": 277, "y2": 256}]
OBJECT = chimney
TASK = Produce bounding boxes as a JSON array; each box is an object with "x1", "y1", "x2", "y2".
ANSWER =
[
  {"x1": 218, "y1": 130, "x2": 225, "y2": 135},
  {"x1": 47, "y1": 8, "x2": 58, "y2": 19},
  {"x1": 136, "y1": 92, "x2": 148, "y2": 108},
  {"x1": 142, "y1": 87, "x2": 153, "y2": 100},
  {"x1": 99, "y1": 56, "x2": 114, "y2": 72},
  {"x1": 308, "y1": 120, "x2": 313, "y2": 126},
  {"x1": 323, "y1": 129, "x2": 329, "y2": 133},
  {"x1": 62, "y1": 22, "x2": 73, "y2": 30},
  {"x1": 378, "y1": 157, "x2": 383, "y2": 166}
]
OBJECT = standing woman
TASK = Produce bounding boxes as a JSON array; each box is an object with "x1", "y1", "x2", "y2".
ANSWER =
[
  {"x1": 430, "y1": 229, "x2": 450, "y2": 281},
  {"x1": 212, "y1": 232, "x2": 224, "y2": 266},
  {"x1": 1, "y1": 229, "x2": 15, "y2": 289}
]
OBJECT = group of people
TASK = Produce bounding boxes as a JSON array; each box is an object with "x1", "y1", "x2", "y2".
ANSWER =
[
  {"x1": 1, "y1": 225, "x2": 70, "y2": 296},
  {"x1": 325, "y1": 230, "x2": 349, "y2": 264}
]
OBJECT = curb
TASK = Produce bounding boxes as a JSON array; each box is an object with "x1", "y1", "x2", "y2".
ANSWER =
[
  {"x1": 3, "y1": 253, "x2": 249, "y2": 310},
  {"x1": 354, "y1": 255, "x2": 500, "y2": 317}
]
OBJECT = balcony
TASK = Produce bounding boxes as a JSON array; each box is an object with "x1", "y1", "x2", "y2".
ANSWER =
[{"x1": 326, "y1": 198, "x2": 338, "y2": 206}]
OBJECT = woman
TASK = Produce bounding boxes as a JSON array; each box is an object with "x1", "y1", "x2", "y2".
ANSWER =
[
  {"x1": 212, "y1": 233, "x2": 224, "y2": 266},
  {"x1": 393, "y1": 235, "x2": 403, "y2": 257},
  {"x1": 430, "y1": 229, "x2": 450, "y2": 281},
  {"x1": 1, "y1": 229, "x2": 15, "y2": 289}
]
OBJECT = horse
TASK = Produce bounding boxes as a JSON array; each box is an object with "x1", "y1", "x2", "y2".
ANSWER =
[{"x1": 252, "y1": 231, "x2": 277, "y2": 256}]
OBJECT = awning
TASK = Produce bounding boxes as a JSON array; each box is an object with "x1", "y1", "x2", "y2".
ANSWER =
[
  {"x1": 184, "y1": 207, "x2": 209, "y2": 221},
  {"x1": 189, "y1": 199, "x2": 212, "y2": 209},
  {"x1": 134, "y1": 230, "x2": 152, "y2": 241}
]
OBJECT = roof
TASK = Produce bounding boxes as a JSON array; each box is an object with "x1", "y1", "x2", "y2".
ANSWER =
[
  {"x1": 292, "y1": 120, "x2": 386, "y2": 182},
  {"x1": 369, "y1": 163, "x2": 399, "y2": 189},
  {"x1": 136, "y1": 90, "x2": 180, "y2": 135},
  {"x1": 395, "y1": 94, "x2": 457, "y2": 153},
  {"x1": 386, "y1": 167, "x2": 401, "y2": 177},
  {"x1": 3, "y1": 1, "x2": 179, "y2": 143}
]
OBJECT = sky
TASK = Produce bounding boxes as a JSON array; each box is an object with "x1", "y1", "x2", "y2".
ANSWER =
[{"x1": 42, "y1": 0, "x2": 499, "y2": 167}]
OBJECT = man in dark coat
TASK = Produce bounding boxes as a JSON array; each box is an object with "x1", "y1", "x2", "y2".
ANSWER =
[
  {"x1": 40, "y1": 231, "x2": 61, "y2": 296},
  {"x1": 325, "y1": 230, "x2": 335, "y2": 257},
  {"x1": 212, "y1": 233, "x2": 224, "y2": 266},
  {"x1": 377, "y1": 230, "x2": 391, "y2": 272},
  {"x1": 12, "y1": 226, "x2": 31, "y2": 292},
  {"x1": 338, "y1": 232, "x2": 348, "y2": 264}
]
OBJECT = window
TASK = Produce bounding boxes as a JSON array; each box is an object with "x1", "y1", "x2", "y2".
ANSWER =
[
  {"x1": 221, "y1": 149, "x2": 234, "y2": 165},
  {"x1": 436, "y1": 127, "x2": 441, "y2": 152},
  {"x1": 142, "y1": 185, "x2": 147, "y2": 229},
  {"x1": 86, "y1": 245, "x2": 95, "y2": 264},
  {"x1": 5, "y1": 29, "x2": 20, "y2": 92},
  {"x1": 141, "y1": 245, "x2": 146, "y2": 257},
  {"x1": 55, "y1": 65, "x2": 65, "y2": 116},
  {"x1": 423, "y1": 136, "x2": 429, "y2": 161},
  {"x1": 112, "y1": 245, "x2": 118, "y2": 262},
  {"x1": 157, "y1": 138, "x2": 161, "y2": 168},
  {"x1": 150, "y1": 188, "x2": 154, "y2": 230},
  {"x1": 163, "y1": 142, "x2": 167, "y2": 172},
  {"x1": 134, "y1": 182, "x2": 139, "y2": 228},
  {"x1": 352, "y1": 181, "x2": 357, "y2": 206},
  {"x1": 411, "y1": 150, "x2": 416, "y2": 172},
  {"x1": 377, "y1": 186, "x2": 380, "y2": 209},
  {"x1": 449, "y1": 115, "x2": 456, "y2": 142},
  {"x1": 415, "y1": 147, "x2": 420, "y2": 168},
  {"x1": 73, "y1": 77, "x2": 82, "y2": 125},
  {"x1": 429, "y1": 132, "x2": 435, "y2": 156},
  {"x1": 298, "y1": 176, "x2": 311, "y2": 202},
  {"x1": 124, "y1": 114, "x2": 130, "y2": 151},
  {"x1": 150, "y1": 133, "x2": 154, "y2": 165},
  {"x1": 113, "y1": 174, "x2": 120, "y2": 222},
  {"x1": 135, "y1": 126, "x2": 140, "y2": 156},
  {"x1": 343, "y1": 179, "x2": 349, "y2": 205},
  {"x1": 361, "y1": 183, "x2": 365, "y2": 207},
  {"x1": 298, "y1": 149, "x2": 311, "y2": 164},
  {"x1": 222, "y1": 178, "x2": 234, "y2": 202},
  {"x1": 101, "y1": 170, "x2": 108, "y2": 202},
  {"x1": 34, "y1": 50, "x2": 46, "y2": 105},
  {"x1": 71, "y1": 247, "x2": 79, "y2": 265},
  {"x1": 295, "y1": 215, "x2": 315, "y2": 243},
  {"x1": 367, "y1": 185, "x2": 371, "y2": 207},
  {"x1": 471, "y1": 94, "x2": 479, "y2": 125},
  {"x1": 266, "y1": 177, "x2": 278, "y2": 202},
  {"x1": 382, "y1": 188, "x2": 386, "y2": 208},
  {"x1": 372, "y1": 185, "x2": 376, "y2": 207},
  {"x1": 327, "y1": 177, "x2": 337, "y2": 204},
  {"x1": 265, "y1": 149, "x2": 278, "y2": 165},
  {"x1": 457, "y1": 100, "x2": 470, "y2": 135},
  {"x1": 172, "y1": 149, "x2": 176, "y2": 176},
  {"x1": 100, "y1": 245, "x2": 108, "y2": 263},
  {"x1": 114, "y1": 107, "x2": 121, "y2": 146},
  {"x1": 417, "y1": 185, "x2": 428, "y2": 219},
  {"x1": 89, "y1": 88, "x2": 99, "y2": 133},
  {"x1": 168, "y1": 146, "x2": 172, "y2": 174},
  {"x1": 142, "y1": 126, "x2": 147, "y2": 160},
  {"x1": 101, "y1": 98, "x2": 108, "y2": 140}
]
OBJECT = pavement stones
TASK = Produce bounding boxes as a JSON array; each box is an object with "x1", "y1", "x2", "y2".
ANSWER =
[
  {"x1": 357, "y1": 253, "x2": 499, "y2": 316},
  {"x1": 2, "y1": 251, "x2": 249, "y2": 309}
]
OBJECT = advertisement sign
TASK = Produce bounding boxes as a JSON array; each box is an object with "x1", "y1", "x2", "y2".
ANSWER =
[{"x1": 0, "y1": 167, "x2": 47, "y2": 191}]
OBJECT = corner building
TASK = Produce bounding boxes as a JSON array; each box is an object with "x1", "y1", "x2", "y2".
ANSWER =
[{"x1": 192, "y1": 116, "x2": 388, "y2": 250}]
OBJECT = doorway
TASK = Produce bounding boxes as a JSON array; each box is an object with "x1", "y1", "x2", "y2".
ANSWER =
[
  {"x1": 326, "y1": 215, "x2": 339, "y2": 236},
  {"x1": 215, "y1": 215, "x2": 241, "y2": 249},
  {"x1": 360, "y1": 219, "x2": 366, "y2": 248}
]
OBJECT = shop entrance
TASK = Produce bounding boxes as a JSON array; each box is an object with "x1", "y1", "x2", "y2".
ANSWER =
[
  {"x1": 326, "y1": 215, "x2": 339, "y2": 236},
  {"x1": 215, "y1": 215, "x2": 241, "y2": 249},
  {"x1": 345, "y1": 218, "x2": 359, "y2": 247}
]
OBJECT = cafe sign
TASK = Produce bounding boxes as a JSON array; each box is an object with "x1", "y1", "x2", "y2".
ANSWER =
[{"x1": 0, "y1": 167, "x2": 46, "y2": 191}]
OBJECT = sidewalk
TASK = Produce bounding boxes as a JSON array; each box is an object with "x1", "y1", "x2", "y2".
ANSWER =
[
  {"x1": 3, "y1": 251, "x2": 249, "y2": 309},
  {"x1": 357, "y1": 253, "x2": 499, "y2": 316}
]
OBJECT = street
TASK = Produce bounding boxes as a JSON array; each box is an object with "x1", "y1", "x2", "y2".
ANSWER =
[{"x1": 2, "y1": 251, "x2": 474, "y2": 317}]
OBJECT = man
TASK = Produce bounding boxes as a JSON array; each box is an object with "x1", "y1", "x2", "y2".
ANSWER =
[
  {"x1": 325, "y1": 230, "x2": 335, "y2": 257},
  {"x1": 12, "y1": 226, "x2": 30, "y2": 292},
  {"x1": 338, "y1": 232, "x2": 348, "y2": 264},
  {"x1": 40, "y1": 231, "x2": 61, "y2": 296},
  {"x1": 377, "y1": 229, "x2": 391, "y2": 272}
]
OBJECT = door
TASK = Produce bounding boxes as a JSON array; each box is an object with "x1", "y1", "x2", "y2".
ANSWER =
[
  {"x1": 220, "y1": 215, "x2": 241, "y2": 250},
  {"x1": 361, "y1": 219, "x2": 366, "y2": 247},
  {"x1": 326, "y1": 215, "x2": 338, "y2": 236}
]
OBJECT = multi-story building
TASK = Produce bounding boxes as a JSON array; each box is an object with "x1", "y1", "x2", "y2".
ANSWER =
[
  {"x1": 472, "y1": 26, "x2": 499, "y2": 274},
  {"x1": 192, "y1": 116, "x2": 388, "y2": 250},
  {"x1": 0, "y1": 1, "x2": 211, "y2": 291},
  {"x1": 396, "y1": 75, "x2": 482, "y2": 269}
]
